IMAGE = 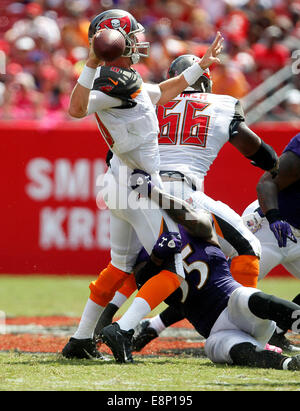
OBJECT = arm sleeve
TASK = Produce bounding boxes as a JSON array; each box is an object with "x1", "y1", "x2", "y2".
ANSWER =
[
  {"x1": 87, "y1": 90, "x2": 122, "y2": 115},
  {"x1": 233, "y1": 100, "x2": 246, "y2": 122},
  {"x1": 229, "y1": 100, "x2": 246, "y2": 138},
  {"x1": 143, "y1": 83, "x2": 162, "y2": 105}
]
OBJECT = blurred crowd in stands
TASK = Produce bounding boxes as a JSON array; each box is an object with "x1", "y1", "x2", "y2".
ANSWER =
[{"x1": 0, "y1": 0, "x2": 299, "y2": 123}]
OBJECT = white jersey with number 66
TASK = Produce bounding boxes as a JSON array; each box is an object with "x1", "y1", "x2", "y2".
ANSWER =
[{"x1": 157, "y1": 91, "x2": 245, "y2": 189}]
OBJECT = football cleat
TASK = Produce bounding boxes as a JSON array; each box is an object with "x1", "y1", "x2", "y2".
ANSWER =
[
  {"x1": 287, "y1": 355, "x2": 300, "y2": 371},
  {"x1": 62, "y1": 337, "x2": 104, "y2": 360},
  {"x1": 268, "y1": 332, "x2": 300, "y2": 352},
  {"x1": 132, "y1": 320, "x2": 159, "y2": 352},
  {"x1": 100, "y1": 322, "x2": 134, "y2": 363}
]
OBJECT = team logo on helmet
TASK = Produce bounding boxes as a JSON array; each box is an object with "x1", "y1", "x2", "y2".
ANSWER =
[
  {"x1": 96, "y1": 16, "x2": 130, "y2": 34},
  {"x1": 111, "y1": 19, "x2": 121, "y2": 29}
]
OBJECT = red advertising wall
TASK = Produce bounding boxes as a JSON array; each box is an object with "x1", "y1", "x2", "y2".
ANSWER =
[
  {"x1": 1, "y1": 120, "x2": 299, "y2": 276},
  {"x1": 0, "y1": 120, "x2": 111, "y2": 275}
]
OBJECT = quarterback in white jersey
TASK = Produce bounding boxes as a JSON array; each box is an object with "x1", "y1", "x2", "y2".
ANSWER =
[
  {"x1": 62, "y1": 9, "x2": 224, "y2": 363},
  {"x1": 92, "y1": 56, "x2": 280, "y2": 350}
]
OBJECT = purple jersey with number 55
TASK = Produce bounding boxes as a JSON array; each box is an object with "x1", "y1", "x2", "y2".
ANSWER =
[
  {"x1": 278, "y1": 133, "x2": 300, "y2": 229},
  {"x1": 136, "y1": 226, "x2": 241, "y2": 338},
  {"x1": 175, "y1": 227, "x2": 241, "y2": 338}
]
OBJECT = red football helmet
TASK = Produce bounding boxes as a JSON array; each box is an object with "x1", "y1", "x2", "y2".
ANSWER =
[{"x1": 88, "y1": 9, "x2": 150, "y2": 64}]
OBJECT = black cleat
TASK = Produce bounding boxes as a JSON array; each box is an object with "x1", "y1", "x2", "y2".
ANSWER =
[
  {"x1": 288, "y1": 355, "x2": 300, "y2": 371},
  {"x1": 100, "y1": 322, "x2": 134, "y2": 363},
  {"x1": 62, "y1": 337, "x2": 103, "y2": 359},
  {"x1": 269, "y1": 332, "x2": 300, "y2": 352},
  {"x1": 132, "y1": 320, "x2": 159, "y2": 352}
]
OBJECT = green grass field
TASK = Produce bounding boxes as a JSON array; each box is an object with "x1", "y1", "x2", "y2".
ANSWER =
[{"x1": 0, "y1": 275, "x2": 300, "y2": 392}]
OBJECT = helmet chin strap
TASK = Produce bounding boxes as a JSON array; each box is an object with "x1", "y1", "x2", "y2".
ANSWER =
[{"x1": 131, "y1": 53, "x2": 140, "y2": 64}]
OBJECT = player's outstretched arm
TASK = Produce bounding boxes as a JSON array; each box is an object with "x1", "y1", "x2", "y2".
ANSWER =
[
  {"x1": 130, "y1": 170, "x2": 218, "y2": 244},
  {"x1": 157, "y1": 32, "x2": 224, "y2": 106},
  {"x1": 155, "y1": 188, "x2": 213, "y2": 240},
  {"x1": 68, "y1": 40, "x2": 103, "y2": 118}
]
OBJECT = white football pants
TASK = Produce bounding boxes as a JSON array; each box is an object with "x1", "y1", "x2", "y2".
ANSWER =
[
  {"x1": 204, "y1": 287, "x2": 276, "y2": 364},
  {"x1": 100, "y1": 167, "x2": 184, "y2": 277}
]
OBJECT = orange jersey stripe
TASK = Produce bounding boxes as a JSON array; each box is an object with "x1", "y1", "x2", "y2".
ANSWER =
[
  {"x1": 212, "y1": 214, "x2": 224, "y2": 238},
  {"x1": 131, "y1": 87, "x2": 142, "y2": 99},
  {"x1": 159, "y1": 217, "x2": 165, "y2": 236}
]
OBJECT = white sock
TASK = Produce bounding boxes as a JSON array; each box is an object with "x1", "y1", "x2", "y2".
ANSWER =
[
  {"x1": 116, "y1": 297, "x2": 151, "y2": 331},
  {"x1": 149, "y1": 315, "x2": 166, "y2": 335},
  {"x1": 110, "y1": 291, "x2": 128, "y2": 308},
  {"x1": 282, "y1": 358, "x2": 292, "y2": 370},
  {"x1": 73, "y1": 298, "x2": 104, "y2": 339}
]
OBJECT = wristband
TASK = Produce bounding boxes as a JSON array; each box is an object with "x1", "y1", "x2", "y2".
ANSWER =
[
  {"x1": 77, "y1": 65, "x2": 97, "y2": 89},
  {"x1": 265, "y1": 209, "x2": 281, "y2": 224},
  {"x1": 182, "y1": 63, "x2": 204, "y2": 86}
]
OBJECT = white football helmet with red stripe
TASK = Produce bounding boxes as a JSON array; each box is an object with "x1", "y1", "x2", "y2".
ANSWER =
[{"x1": 88, "y1": 9, "x2": 150, "y2": 64}]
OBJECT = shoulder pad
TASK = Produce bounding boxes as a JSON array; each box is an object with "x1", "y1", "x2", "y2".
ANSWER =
[{"x1": 93, "y1": 66, "x2": 142, "y2": 107}]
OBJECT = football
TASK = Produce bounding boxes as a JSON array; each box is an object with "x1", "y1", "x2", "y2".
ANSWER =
[{"x1": 92, "y1": 29, "x2": 126, "y2": 62}]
